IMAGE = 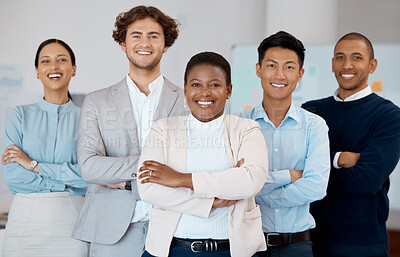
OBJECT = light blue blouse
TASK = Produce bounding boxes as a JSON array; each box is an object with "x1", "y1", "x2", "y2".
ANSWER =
[{"x1": 1, "y1": 98, "x2": 87, "y2": 195}]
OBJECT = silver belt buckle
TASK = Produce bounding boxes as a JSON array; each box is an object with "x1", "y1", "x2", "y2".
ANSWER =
[
  {"x1": 190, "y1": 241, "x2": 203, "y2": 252},
  {"x1": 266, "y1": 233, "x2": 280, "y2": 247}
]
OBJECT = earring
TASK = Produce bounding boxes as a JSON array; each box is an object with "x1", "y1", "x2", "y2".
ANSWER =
[{"x1": 183, "y1": 97, "x2": 187, "y2": 108}]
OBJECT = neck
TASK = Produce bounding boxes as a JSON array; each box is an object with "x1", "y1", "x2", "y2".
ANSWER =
[
  {"x1": 262, "y1": 96, "x2": 291, "y2": 127},
  {"x1": 337, "y1": 84, "x2": 368, "y2": 100},
  {"x1": 43, "y1": 89, "x2": 69, "y2": 105},
  {"x1": 129, "y1": 65, "x2": 161, "y2": 96}
]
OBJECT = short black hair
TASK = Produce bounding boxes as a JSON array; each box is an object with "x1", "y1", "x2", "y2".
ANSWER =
[
  {"x1": 184, "y1": 51, "x2": 231, "y2": 85},
  {"x1": 335, "y1": 32, "x2": 374, "y2": 60},
  {"x1": 257, "y1": 31, "x2": 305, "y2": 68}
]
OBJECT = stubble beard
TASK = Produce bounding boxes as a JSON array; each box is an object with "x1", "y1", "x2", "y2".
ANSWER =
[{"x1": 128, "y1": 54, "x2": 162, "y2": 72}]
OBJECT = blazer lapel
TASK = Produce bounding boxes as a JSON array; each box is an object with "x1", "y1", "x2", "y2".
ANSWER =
[
  {"x1": 111, "y1": 78, "x2": 140, "y2": 151},
  {"x1": 154, "y1": 78, "x2": 179, "y2": 121},
  {"x1": 224, "y1": 115, "x2": 236, "y2": 167}
]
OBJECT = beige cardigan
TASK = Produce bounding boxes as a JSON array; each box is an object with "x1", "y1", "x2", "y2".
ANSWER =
[{"x1": 137, "y1": 114, "x2": 268, "y2": 257}]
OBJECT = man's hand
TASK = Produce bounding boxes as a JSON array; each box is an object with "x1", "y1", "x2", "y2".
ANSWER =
[
  {"x1": 98, "y1": 181, "x2": 126, "y2": 189},
  {"x1": 212, "y1": 198, "x2": 238, "y2": 208},
  {"x1": 289, "y1": 169, "x2": 303, "y2": 182},
  {"x1": 338, "y1": 152, "x2": 360, "y2": 168}
]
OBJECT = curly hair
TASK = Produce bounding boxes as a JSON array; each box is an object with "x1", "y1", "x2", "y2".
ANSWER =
[{"x1": 112, "y1": 5, "x2": 179, "y2": 47}]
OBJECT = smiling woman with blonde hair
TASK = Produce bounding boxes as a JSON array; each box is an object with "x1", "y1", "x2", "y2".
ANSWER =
[{"x1": 1, "y1": 39, "x2": 88, "y2": 257}]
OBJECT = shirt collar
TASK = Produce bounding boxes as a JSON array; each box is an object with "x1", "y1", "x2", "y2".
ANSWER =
[
  {"x1": 39, "y1": 98, "x2": 75, "y2": 114},
  {"x1": 126, "y1": 74, "x2": 164, "y2": 96},
  {"x1": 187, "y1": 112, "x2": 225, "y2": 131},
  {"x1": 253, "y1": 102, "x2": 301, "y2": 125},
  {"x1": 333, "y1": 85, "x2": 372, "y2": 102}
]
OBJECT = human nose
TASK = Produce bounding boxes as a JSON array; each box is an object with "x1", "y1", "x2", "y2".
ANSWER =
[
  {"x1": 199, "y1": 85, "x2": 211, "y2": 96},
  {"x1": 274, "y1": 66, "x2": 286, "y2": 79},
  {"x1": 50, "y1": 60, "x2": 60, "y2": 69},
  {"x1": 138, "y1": 37, "x2": 150, "y2": 46},
  {"x1": 343, "y1": 58, "x2": 354, "y2": 69}
]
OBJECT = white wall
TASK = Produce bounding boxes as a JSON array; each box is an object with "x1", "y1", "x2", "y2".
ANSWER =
[{"x1": 0, "y1": 0, "x2": 266, "y2": 96}]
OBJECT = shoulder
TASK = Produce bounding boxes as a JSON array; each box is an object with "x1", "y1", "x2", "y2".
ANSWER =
[
  {"x1": 85, "y1": 78, "x2": 126, "y2": 99},
  {"x1": 301, "y1": 96, "x2": 333, "y2": 110},
  {"x1": 372, "y1": 94, "x2": 400, "y2": 112},
  {"x1": 301, "y1": 107, "x2": 327, "y2": 125},
  {"x1": 370, "y1": 95, "x2": 400, "y2": 126},
  {"x1": 235, "y1": 108, "x2": 254, "y2": 119}
]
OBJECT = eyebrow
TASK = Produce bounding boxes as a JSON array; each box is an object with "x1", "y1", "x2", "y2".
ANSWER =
[
  {"x1": 130, "y1": 31, "x2": 161, "y2": 36},
  {"x1": 335, "y1": 52, "x2": 364, "y2": 56},
  {"x1": 189, "y1": 78, "x2": 222, "y2": 83},
  {"x1": 265, "y1": 59, "x2": 298, "y2": 65},
  {"x1": 40, "y1": 54, "x2": 68, "y2": 59}
]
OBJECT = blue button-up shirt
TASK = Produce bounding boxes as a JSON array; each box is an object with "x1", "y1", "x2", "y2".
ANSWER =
[
  {"x1": 238, "y1": 103, "x2": 330, "y2": 233},
  {"x1": 2, "y1": 99, "x2": 87, "y2": 195}
]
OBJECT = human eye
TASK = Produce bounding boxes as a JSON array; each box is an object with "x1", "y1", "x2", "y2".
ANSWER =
[
  {"x1": 191, "y1": 83, "x2": 200, "y2": 87},
  {"x1": 353, "y1": 55, "x2": 362, "y2": 60},
  {"x1": 286, "y1": 65, "x2": 295, "y2": 70},
  {"x1": 335, "y1": 55, "x2": 344, "y2": 60},
  {"x1": 210, "y1": 83, "x2": 221, "y2": 87},
  {"x1": 58, "y1": 58, "x2": 67, "y2": 62},
  {"x1": 40, "y1": 59, "x2": 49, "y2": 64},
  {"x1": 267, "y1": 63, "x2": 276, "y2": 68},
  {"x1": 149, "y1": 35, "x2": 158, "y2": 39}
]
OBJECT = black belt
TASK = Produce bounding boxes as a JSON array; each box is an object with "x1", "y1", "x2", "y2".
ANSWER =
[
  {"x1": 264, "y1": 230, "x2": 311, "y2": 247},
  {"x1": 171, "y1": 237, "x2": 230, "y2": 252}
]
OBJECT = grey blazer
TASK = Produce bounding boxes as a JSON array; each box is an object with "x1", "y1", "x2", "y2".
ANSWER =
[{"x1": 72, "y1": 77, "x2": 187, "y2": 244}]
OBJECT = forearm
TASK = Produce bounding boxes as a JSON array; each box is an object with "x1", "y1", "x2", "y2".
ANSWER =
[
  {"x1": 38, "y1": 162, "x2": 88, "y2": 188},
  {"x1": 2, "y1": 163, "x2": 65, "y2": 194},
  {"x1": 138, "y1": 179, "x2": 213, "y2": 218}
]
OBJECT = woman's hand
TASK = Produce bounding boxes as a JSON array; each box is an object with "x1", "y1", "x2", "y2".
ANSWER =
[
  {"x1": 2, "y1": 145, "x2": 33, "y2": 171},
  {"x1": 138, "y1": 160, "x2": 193, "y2": 189},
  {"x1": 212, "y1": 198, "x2": 238, "y2": 208}
]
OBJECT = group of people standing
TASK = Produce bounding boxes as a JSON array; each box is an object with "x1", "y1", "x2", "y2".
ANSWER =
[{"x1": 1, "y1": 5, "x2": 400, "y2": 257}]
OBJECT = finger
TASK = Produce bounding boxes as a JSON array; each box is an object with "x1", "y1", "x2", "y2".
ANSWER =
[
  {"x1": 140, "y1": 177, "x2": 159, "y2": 184},
  {"x1": 140, "y1": 163, "x2": 161, "y2": 172},
  {"x1": 2, "y1": 152, "x2": 15, "y2": 162},
  {"x1": 142, "y1": 160, "x2": 163, "y2": 167},
  {"x1": 235, "y1": 158, "x2": 244, "y2": 167},
  {"x1": 2, "y1": 158, "x2": 16, "y2": 165},
  {"x1": 138, "y1": 166, "x2": 150, "y2": 172},
  {"x1": 138, "y1": 171, "x2": 152, "y2": 179},
  {"x1": 5, "y1": 145, "x2": 20, "y2": 151}
]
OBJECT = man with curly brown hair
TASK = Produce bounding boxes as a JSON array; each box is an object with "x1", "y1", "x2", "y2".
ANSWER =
[{"x1": 72, "y1": 6, "x2": 187, "y2": 257}]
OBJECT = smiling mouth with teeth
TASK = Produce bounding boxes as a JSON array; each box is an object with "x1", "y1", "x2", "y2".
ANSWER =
[
  {"x1": 48, "y1": 73, "x2": 62, "y2": 79},
  {"x1": 196, "y1": 100, "x2": 214, "y2": 105},
  {"x1": 271, "y1": 83, "x2": 286, "y2": 88},
  {"x1": 137, "y1": 51, "x2": 151, "y2": 55},
  {"x1": 341, "y1": 74, "x2": 356, "y2": 78}
]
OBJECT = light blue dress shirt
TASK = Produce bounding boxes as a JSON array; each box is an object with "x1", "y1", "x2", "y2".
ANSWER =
[
  {"x1": 238, "y1": 103, "x2": 330, "y2": 233},
  {"x1": 1, "y1": 99, "x2": 87, "y2": 195}
]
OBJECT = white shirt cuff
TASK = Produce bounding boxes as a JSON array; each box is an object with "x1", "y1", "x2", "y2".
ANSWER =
[{"x1": 333, "y1": 152, "x2": 342, "y2": 169}]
